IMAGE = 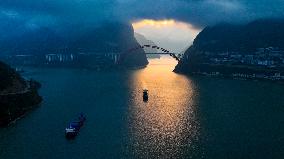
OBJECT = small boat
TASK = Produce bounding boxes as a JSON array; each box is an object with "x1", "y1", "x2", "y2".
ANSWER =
[
  {"x1": 65, "y1": 113, "x2": 86, "y2": 138},
  {"x1": 143, "y1": 89, "x2": 149, "y2": 102}
]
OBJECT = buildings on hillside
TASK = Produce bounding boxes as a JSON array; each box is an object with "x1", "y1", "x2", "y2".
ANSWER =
[
  {"x1": 184, "y1": 47, "x2": 284, "y2": 81},
  {"x1": 206, "y1": 47, "x2": 284, "y2": 67}
]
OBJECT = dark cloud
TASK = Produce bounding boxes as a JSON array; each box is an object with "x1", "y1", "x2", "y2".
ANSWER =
[
  {"x1": 117, "y1": 0, "x2": 284, "y2": 28},
  {"x1": 1, "y1": 0, "x2": 284, "y2": 29}
]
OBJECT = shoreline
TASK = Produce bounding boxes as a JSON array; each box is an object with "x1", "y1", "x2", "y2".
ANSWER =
[
  {"x1": 0, "y1": 80, "x2": 42, "y2": 127},
  {"x1": 174, "y1": 62, "x2": 284, "y2": 83},
  {"x1": 175, "y1": 70, "x2": 284, "y2": 84}
]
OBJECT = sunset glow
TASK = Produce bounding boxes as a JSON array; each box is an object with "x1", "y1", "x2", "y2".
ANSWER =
[
  {"x1": 132, "y1": 19, "x2": 201, "y2": 53},
  {"x1": 132, "y1": 19, "x2": 176, "y2": 29},
  {"x1": 132, "y1": 19, "x2": 197, "y2": 30}
]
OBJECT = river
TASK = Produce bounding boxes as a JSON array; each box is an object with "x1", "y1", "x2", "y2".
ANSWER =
[{"x1": 0, "y1": 56, "x2": 283, "y2": 159}]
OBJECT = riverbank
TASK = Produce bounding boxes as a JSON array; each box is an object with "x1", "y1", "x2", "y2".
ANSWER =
[
  {"x1": 0, "y1": 80, "x2": 42, "y2": 127},
  {"x1": 174, "y1": 63, "x2": 284, "y2": 83}
]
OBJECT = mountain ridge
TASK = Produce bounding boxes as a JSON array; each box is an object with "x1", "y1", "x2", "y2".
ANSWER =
[
  {"x1": 175, "y1": 18, "x2": 284, "y2": 80},
  {"x1": 0, "y1": 22, "x2": 148, "y2": 67}
]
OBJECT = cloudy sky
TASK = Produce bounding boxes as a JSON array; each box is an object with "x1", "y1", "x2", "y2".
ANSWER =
[
  {"x1": 1, "y1": 0, "x2": 284, "y2": 52},
  {"x1": 132, "y1": 19, "x2": 200, "y2": 52},
  {"x1": 2, "y1": 0, "x2": 284, "y2": 27}
]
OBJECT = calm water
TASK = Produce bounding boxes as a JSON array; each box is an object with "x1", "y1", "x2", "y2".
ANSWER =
[{"x1": 0, "y1": 56, "x2": 284, "y2": 159}]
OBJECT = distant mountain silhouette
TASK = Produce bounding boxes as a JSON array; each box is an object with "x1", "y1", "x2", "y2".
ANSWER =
[{"x1": 134, "y1": 33, "x2": 160, "y2": 59}]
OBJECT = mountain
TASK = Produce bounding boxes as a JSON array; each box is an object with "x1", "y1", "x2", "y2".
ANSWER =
[
  {"x1": 175, "y1": 19, "x2": 284, "y2": 79},
  {"x1": 0, "y1": 22, "x2": 148, "y2": 67},
  {"x1": 192, "y1": 19, "x2": 284, "y2": 53},
  {"x1": 71, "y1": 22, "x2": 148, "y2": 67},
  {"x1": 134, "y1": 33, "x2": 160, "y2": 59},
  {"x1": 180, "y1": 45, "x2": 191, "y2": 54}
]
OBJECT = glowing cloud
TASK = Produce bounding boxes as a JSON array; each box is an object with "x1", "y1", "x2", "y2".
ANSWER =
[
  {"x1": 132, "y1": 19, "x2": 201, "y2": 53},
  {"x1": 132, "y1": 19, "x2": 176, "y2": 29}
]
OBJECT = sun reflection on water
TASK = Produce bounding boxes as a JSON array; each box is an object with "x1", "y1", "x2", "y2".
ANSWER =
[{"x1": 127, "y1": 56, "x2": 200, "y2": 158}]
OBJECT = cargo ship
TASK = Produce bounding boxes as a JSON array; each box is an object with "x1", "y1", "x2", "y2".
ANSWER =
[{"x1": 65, "y1": 114, "x2": 86, "y2": 138}]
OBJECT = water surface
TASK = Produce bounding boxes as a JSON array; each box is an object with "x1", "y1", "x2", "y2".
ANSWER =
[{"x1": 0, "y1": 56, "x2": 283, "y2": 159}]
